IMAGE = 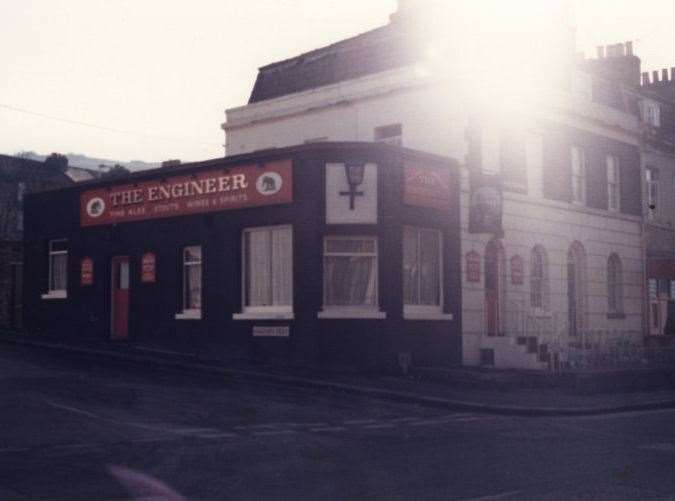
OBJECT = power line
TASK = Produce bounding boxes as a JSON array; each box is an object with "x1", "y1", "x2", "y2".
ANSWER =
[{"x1": 0, "y1": 103, "x2": 223, "y2": 148}]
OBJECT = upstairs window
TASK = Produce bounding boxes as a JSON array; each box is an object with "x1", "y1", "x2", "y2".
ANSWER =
[
  {"x1": 48, "y1": 239, "x2": 68, "y2": 294},
  {"x1": 571, "y1": 146, "x2": 587, "y2": 205},
  {"x1": 606, "y1": 155, "x2": 620, "y2": 212},
  {"x1": 374, "y1": 124, "x2": 402, "y2": 146},
  {"x1": 646, "y1": 167, "x2": 659, "y2": 219},
  {"x1": 182, "y1": 246, "x2": 202, "y2": 313},
  {"x1": 500, "y1": 130, "x2": 527, "y2": 188},
  {"x1": 642, "y1": 100, "x2": 661, "y2": 127}
]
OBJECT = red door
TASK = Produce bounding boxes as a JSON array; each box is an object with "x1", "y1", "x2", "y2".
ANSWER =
[{"x1": 111, "y1": 257, "x2": 130, "y2": 340}]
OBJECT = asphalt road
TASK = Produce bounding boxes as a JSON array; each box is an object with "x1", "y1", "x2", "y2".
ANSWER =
[{"x1": 1, "y1": 346, "x2": 675, "y2": 500}]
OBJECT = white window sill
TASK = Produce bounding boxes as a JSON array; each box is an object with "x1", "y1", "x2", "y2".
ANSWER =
[
  {"x1": 318, "y1": 309, "x2": 387, "y2": 319},
  {"x1": 403, "y1": 307, "x2": 454, "y2": 321},
  {"x1": 233, "y1": 310, "x2": 294, "y2": 320},
  {"x1": 175, "y1": 310, "x2": 202, "y2": 320},
  {"x1": 41, "y1": 291, "x2": 67, "y2": 300}
]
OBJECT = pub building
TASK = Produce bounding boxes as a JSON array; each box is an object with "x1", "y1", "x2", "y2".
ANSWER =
[{"x1": 23, "y1": 142, "x2": 461, "y2": 369}]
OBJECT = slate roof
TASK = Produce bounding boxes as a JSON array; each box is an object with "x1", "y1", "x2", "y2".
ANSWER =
[{"x1": 248, "y1": 22, "x2": 422, "y2": 104}]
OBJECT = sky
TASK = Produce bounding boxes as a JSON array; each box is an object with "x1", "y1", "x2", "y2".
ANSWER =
[{"x1": 2, "y1": 0, "x2": 675, "y2": 164}]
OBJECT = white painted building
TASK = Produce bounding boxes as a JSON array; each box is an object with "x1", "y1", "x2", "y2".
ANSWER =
[{"x1": 222, "y1": 4, "x2": 645, "y2": 369}]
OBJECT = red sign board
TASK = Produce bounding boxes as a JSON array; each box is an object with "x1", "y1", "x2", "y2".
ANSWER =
[
  {"x1": 80, "y1": 159, "x2": 293, "y2": 227},
  {"x1": 403, "y1": 163, "x2": 451, "y2": 210},
  {"x1": 466, "y1": 251, "x2": 481, "y2": 283},
  {"x1": 80, "y1": 258, "x2": 94, "y2": 286},
  {"x1": 511, "y1": 255, "x2": 524, "y2": 285},
  {"x1": 141, "y1": 252, "x2": 156, "y2": 283}
]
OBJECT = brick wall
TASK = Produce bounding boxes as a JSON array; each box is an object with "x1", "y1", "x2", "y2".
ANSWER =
[{"x1": 0, "y1": 241, "x2": 21, "y2": 329}]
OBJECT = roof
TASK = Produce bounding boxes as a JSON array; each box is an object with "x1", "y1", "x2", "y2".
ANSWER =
[
  {"x1": 248, "y1": 22, "x2": 421, "y2": 104},
  {"x1": 27, "y1": 142, "x2": 458, "y2": 195}
]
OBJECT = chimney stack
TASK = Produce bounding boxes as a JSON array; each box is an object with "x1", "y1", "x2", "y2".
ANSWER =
[
  {"x1": 626, "y1": 41, "x2": 633, "y2": 56},
  {"x1": 653, "y1": 70, "x2": 660, "y2": 83},
  {"x1": 663, "y1": 68, "x2": 670, "y2": 82},
  {"x1": 671, "y1": 67, "x2": 675, "y2": 81},
  {"x1": 642, "y1": 72, "x2": 650, "y2": 85}
]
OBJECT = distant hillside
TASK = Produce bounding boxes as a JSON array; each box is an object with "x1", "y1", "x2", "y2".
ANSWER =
[{"x1": 15, "y1": 151, "x2": 159, "y2": 172}]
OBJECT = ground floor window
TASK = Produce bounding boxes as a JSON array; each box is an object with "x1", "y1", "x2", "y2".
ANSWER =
[
  {"x1": 48, "y1": 239, "x2": 68, "y2": 295},
  {"x1": 182, "y1": 246, "x2": 202, "y2": 313},
  {"x1": 242, "y1": 226, "x2": 293, "y2": 314},
  {"x1": 403, "y1": 227, "x2": 441, "y2": 314},
  {"x1": 323, "y1": 236, "x2": 378, "y2": 310}
]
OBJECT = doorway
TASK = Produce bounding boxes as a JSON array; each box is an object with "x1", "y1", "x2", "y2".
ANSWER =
[
  {"x1": 111, "y1": 256, "x2": 130, "y2": 340},
  {"x1": 567, "y1": 242, "x2": 586, "y2": 339},
  {"x1": 485, "y1": 239, "x2": 505, "y2": 336}
]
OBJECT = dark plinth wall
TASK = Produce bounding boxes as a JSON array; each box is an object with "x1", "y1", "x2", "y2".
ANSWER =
[{"x1": 23, "y1": 142, "x2": 462, "y2": 371}]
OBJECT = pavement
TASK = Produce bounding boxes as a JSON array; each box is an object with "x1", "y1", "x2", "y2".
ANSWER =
[
  {"x1": 1, "y1": 330, "x2": 674, "y2": 417},
  {"x1": 3, "y1": 341, "x2": 675, "y2": 499}
]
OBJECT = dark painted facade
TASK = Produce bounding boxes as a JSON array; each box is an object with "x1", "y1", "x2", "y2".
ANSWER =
[
  {"x1": 0, "y1": 155, "x2": 73, "y2": 329},
  {"x1": 23, "y1": 143, "x2": 462, "y2": 370}
]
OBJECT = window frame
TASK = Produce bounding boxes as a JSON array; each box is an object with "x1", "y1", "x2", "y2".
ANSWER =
[
  {"x1": 606, "y1": 155, "x2": 620, "y2": 212},
  {"x1": 43, "y1": 239, "x2": 68, "y2": 299},
  {"x1": 571, "y1": 146, "x2": 587, "y2": 205},
  {"x1": 234, "y1": 225, "x2": 294, "y2": 320},
  {"x1": 402, "y1": 227, "x2": 453, "y2": 321},
  {"x1": 176, "y1": 245, "x2": 202, "y2": 320},
  {"x1": 318, "y1": 235, "x2": 385, "y2": 319}
]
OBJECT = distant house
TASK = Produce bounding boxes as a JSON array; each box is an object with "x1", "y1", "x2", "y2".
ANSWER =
[{"x1": 0, "y1": 155, "x2": 75, "y2": 329}]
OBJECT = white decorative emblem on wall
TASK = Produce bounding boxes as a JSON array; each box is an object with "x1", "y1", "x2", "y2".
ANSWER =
[
  {"x1": 255, "y1": 171, "x2": 282, "y2": 196},
  {"x1": 86, "y1": 197, "x2": 106, "y2": 218},
  {"x1": 325, "y1": 162, "x2": 377, "y2": 224}
]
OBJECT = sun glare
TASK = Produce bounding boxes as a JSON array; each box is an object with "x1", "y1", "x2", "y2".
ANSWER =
[{"x1": 410, "y1": 0, "x2": 573, "y2": 118}]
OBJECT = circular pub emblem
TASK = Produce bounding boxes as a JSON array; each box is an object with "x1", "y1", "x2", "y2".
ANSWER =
[
  {"x1": 86, "y1": 197, "x2": 106, "y2": 218},
  {"x1": 255, "y1": 172, "x2": 282, "y2": 196}
]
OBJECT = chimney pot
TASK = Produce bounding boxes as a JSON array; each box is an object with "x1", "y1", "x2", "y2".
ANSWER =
[
  {"x1": 663, "y1": 68, "x2": 670, "y2": 82},
  {"x1": 671, "y1": 67, "x2": 675, "y2": 81},
  {"x1": 626, "y1": 41, "x2": 633, "y2": 56},
  {"x1": 642, "y1": 72, "x2": 650, "y2": 85},
  {"x1": 653, "y1": 70, "x2": 660, "y2": 83},
  {"x1": 597, "y1": 46, "x2": 605, "y2": 58}
]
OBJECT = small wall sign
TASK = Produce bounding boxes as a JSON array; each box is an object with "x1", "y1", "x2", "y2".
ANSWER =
[
  {"x1": 80, "y1": 258, "x2": 94, "y2": 286},
  {"x1": 403, "y1": 163, "x2": 452, "y2": 210},
  {"x1": 253, "y1": 326, "x2": 290, "y2": 337},
  {"x1": 466, "y1": 250, "x2": 481, "y2": 283},
  {"x1": 511, "y1": 255, "x2": 524, "y2": 285},
  {"x1": 141, "y1": 252, "x2": 156, "y2": 283}
]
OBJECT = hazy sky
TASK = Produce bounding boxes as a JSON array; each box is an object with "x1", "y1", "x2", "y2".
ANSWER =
[{"x1": 2, "y1": 0, "x2": 675, "y2": 164}]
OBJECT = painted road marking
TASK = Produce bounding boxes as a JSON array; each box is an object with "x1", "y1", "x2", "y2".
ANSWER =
[
  {"x1": 252, "y1": 430, "x2": 297, "y2": 437},
  {"x1": 44, "y1": 401, "x2": 101, "y2": 419},
  {"x1": 363, "y1": 423, "x2": 397, "y2": 430},
  {"x1": 197, "y1": 432, "x2": 239, "y2": 439},
  {"x1": 310, "y1": 426, "x2": 347, "y2": 433},
  {"x1": 343, "y1": 419, "x2": 378, "y2": 425},
  {"x1": 639, "y1": 443, "x2": 675, "y2": 452}
]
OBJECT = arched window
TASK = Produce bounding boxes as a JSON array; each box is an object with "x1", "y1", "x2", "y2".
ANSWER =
[
  {"x1": 607, "y1": 253, "x2": 624, "y2": 315},
  {"x1": 530, "y1": 245, "x2": 549, "y2": 309}
]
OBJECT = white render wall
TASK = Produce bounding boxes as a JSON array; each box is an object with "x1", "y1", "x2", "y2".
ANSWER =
[{"x1": 224, "y1": 66, "x2": 645, "y2": 368}]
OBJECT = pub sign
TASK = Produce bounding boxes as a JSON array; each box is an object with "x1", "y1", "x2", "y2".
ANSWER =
[
  {"x1": 468, "y1": 172, "x2": 503, "y2": 236},
  {"x1": 81, "y1": 159, "x2": 293, "y2": 227}
]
